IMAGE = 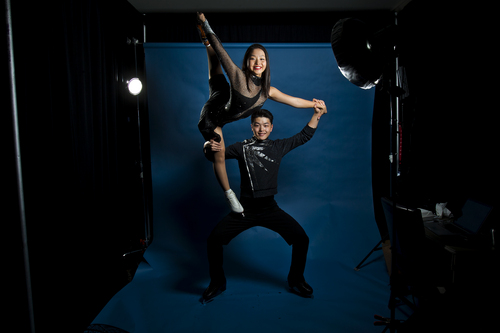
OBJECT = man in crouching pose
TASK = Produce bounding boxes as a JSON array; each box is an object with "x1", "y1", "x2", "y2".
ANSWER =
[{"x1": 202, "y1": 102, "x2": 326, "y2": 303}]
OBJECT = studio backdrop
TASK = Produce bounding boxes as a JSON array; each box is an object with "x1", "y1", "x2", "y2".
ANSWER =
[{"x1": 142, "y1": 42, "x2": 379, "y2": 279}]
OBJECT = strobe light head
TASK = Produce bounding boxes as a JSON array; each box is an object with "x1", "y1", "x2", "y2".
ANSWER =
[{"x1": 331, "y1": 18, "x2": 384, "y2": 89}]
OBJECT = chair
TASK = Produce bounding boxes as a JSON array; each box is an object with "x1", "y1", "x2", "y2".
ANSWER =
[{"x1": 381, "y1": 197, "x2": 427, "y2": 285}]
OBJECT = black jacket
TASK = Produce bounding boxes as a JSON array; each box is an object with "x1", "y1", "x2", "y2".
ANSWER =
[{"x1": 225, "y1": 125, "x2": 316, "y2": 198}]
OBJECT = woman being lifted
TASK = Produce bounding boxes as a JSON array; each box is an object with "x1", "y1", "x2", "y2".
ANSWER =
[{"x1": 197, "y1": 12, "x2": 327, "y2": 214}]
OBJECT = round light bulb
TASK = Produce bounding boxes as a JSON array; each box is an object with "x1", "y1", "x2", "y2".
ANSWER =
[{"x1": 127, "y1": 78, "x2": 142, "y2": 95}]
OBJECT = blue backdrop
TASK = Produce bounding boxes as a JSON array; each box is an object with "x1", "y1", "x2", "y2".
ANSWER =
[
  {"x1": 91, "y1": 42, "x2": 392, "y2": 333},
  {"x1": 143, "y1": 42, "x2": 378, "y2": 273}
]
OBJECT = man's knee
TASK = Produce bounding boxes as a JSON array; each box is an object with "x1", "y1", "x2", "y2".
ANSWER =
[
  {"x1": 300, "y1": 233, "x2": 309, "y2": 246},
  {"x1": 288, "y1": 231, "x2": 308, "y2": 247},
  {"x1": 295, "y1": 228, "x2": 309, "y2": 245}
]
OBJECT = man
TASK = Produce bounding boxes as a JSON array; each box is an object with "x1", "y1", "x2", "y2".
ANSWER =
[{"x1": 202, "y1": 102, "x2": 326, "y2": 303}]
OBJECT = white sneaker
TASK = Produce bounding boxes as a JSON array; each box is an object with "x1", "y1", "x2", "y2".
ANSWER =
[{"x1": 225, "y1": 189, "x2": 244, "y2": 213}]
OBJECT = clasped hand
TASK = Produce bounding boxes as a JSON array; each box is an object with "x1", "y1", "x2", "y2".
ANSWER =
[{"x1": 204, "y1": 140, "x2": 222, "y2": 152}]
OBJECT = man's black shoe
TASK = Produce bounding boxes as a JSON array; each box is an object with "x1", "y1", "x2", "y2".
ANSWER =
[
  {"x1": 202, "y1": 280, "x2": 227, "y2": 303},
  {"x1": 288, "y1": 280, "x2": 313, "y2": 298}
]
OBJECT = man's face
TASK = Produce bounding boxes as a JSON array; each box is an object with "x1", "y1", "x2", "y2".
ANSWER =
[{"x1": 251, "y1": 117, "x2": 273, "y2": 140}]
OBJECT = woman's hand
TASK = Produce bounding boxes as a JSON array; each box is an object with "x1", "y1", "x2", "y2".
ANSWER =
[{"x1": 313, "y1": 99, "x2": 327, "y2": 116}]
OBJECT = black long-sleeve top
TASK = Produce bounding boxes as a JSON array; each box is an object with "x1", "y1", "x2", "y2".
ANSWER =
[{"x1": 224, "y1": 125, "x2": 316, "y2": 198}]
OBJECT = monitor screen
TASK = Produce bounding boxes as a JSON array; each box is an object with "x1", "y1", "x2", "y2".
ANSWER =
[{"x1": 455, "y1": 199, "x2": 492, "y2": 233}]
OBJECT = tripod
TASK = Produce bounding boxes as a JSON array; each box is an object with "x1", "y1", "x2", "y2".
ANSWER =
[{"x1": 354, "y1": 234, "x2": 390, "y2": 271}]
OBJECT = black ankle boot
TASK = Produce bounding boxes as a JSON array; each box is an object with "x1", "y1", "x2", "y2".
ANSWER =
[
  {"x1": 288, "y1": 280, "x2": 313, "y2": 297},
  {"x1": 202, "y1": 280, "x2": 227, "y2": 302}
]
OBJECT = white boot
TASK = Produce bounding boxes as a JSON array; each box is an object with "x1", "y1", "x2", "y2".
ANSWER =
[{"x1": 224, "y1": 189, "x2": 244, "y2": 213}]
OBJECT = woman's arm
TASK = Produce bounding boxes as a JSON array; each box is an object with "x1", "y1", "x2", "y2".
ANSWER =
[{"x1": 269, "y1": 86, "x2": 327, "y2": 113}]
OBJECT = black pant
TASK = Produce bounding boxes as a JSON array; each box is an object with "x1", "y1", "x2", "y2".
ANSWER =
[
  {"x1": 198, "y1": 74, "x2": 229, "y2": 142},
  {"x1": 207, "y1": 196, "x2": 309, "y2": 284}
]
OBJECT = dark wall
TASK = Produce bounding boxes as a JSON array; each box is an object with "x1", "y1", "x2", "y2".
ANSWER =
[
  {"x1": 370, "y1": 0, "x2": 497, "y2": 235},
  {"x1": 144, "y1": 10, "x2": 394, "y2": 43},
  {"x1": 395, "y1": 0, "x2": 495, "y2": 210},
  {"x1": 5, "y1": 0, "x2": 150, "y2": 331}
]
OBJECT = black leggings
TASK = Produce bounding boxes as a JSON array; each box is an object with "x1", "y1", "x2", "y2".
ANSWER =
[
  {"x1": 207, "y1": 196, "x2": 309, "y2": 284},
  {"x1": 198, "y1": 75, "x2": 230, "y2": 143}
]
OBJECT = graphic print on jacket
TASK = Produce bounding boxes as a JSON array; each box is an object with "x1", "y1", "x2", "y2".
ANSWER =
[
  {"x1": 223, "y1": 125, "x2": 316, "y2": 198},
  {"x1": 242, "y1": 139, "x2": 277, "y2": 194}
]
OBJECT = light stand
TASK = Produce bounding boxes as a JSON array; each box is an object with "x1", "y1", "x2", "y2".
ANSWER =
[
  {"x1": 6, "y1": 0, "x2": 35, "y2": 331},
  {"x1": 331, "y1": 14, "x2": 405, "y2": 332},
  {"x1": 123, "y1": 37, "x2": 152, "y2": 257}
]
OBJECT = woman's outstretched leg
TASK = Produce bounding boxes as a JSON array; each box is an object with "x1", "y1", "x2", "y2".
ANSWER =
[
  {"x1": 212, "y1": 127, "x2": 243, "y2": 213},
  {"x1": 198, "y1": 15, "x2": 243, "y2": 214},
  {"x1": 197, "y1": 13, "x2": 222, "y2": 79},
  {"x1": 205, "y1": 43, "x2": 223, "y2": 79}
]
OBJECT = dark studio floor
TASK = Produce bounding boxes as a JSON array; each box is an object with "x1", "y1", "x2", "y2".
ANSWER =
[{"x1": 87, "y1": 237, "x2": 498, "y2": 333}]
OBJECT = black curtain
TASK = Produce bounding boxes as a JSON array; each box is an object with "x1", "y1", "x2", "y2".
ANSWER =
[
  {"x1": 371, "y1": 0, "x2": 497, "y2": 238},
  {"x1": 381, "y1": 1, "x2": 494, "y2": 208},
  {"x1": 144, "y1": 11, "x2": 394, "y2": 43},
  {"x1": 5, "y1": 0, "x2": 150, "y2": 331}
]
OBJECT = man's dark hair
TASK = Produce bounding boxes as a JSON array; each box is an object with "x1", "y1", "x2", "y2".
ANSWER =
[{"x1": 251, "y1": 109, "x2": 274, "y2": 124}]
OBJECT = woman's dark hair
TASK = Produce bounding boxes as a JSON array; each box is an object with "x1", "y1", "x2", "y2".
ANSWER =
[
  {"x1": 242, "y1": 44, "x2": 270, "y2": 98},
  {"x1": 251, "y1": 109, "x2": 274, "y2": 124}
]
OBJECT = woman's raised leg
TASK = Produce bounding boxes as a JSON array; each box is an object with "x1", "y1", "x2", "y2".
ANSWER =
[
  {"x1": 197, "y1": 14, "x2": 222, "y2": 79},
  {"x1": 212, "y1": 127, "x2": 243, "y2": 213},
  {"x1": 198, "y1": 15, "x2": 243, "y2": 214},
  {"x1": 205, "y1": 43, "x2": 223, "y2": 79},
  {"x1": 212, "y1": 127, "x2": 229, "y2": 191}
]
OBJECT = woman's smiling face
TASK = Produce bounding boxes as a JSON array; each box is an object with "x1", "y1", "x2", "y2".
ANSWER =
[{"x1": 247, "y1": 48, "x2": 267, "y2": 77}]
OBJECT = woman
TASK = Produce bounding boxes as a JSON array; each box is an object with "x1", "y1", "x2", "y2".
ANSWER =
[{"x1": 197, "y1": 12, "x2": 326, "y2": 213}]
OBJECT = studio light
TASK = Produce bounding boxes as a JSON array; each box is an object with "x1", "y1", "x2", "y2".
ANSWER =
[
  {"x1": 331, "y1": 18, "x2": 388, "y2": 89},
  {"x1": 127, "y1": 78, "x2": 142, "y2": 95},
  {"x1": 334, "y1": 16, "x2": 409, "y2": 333}
]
